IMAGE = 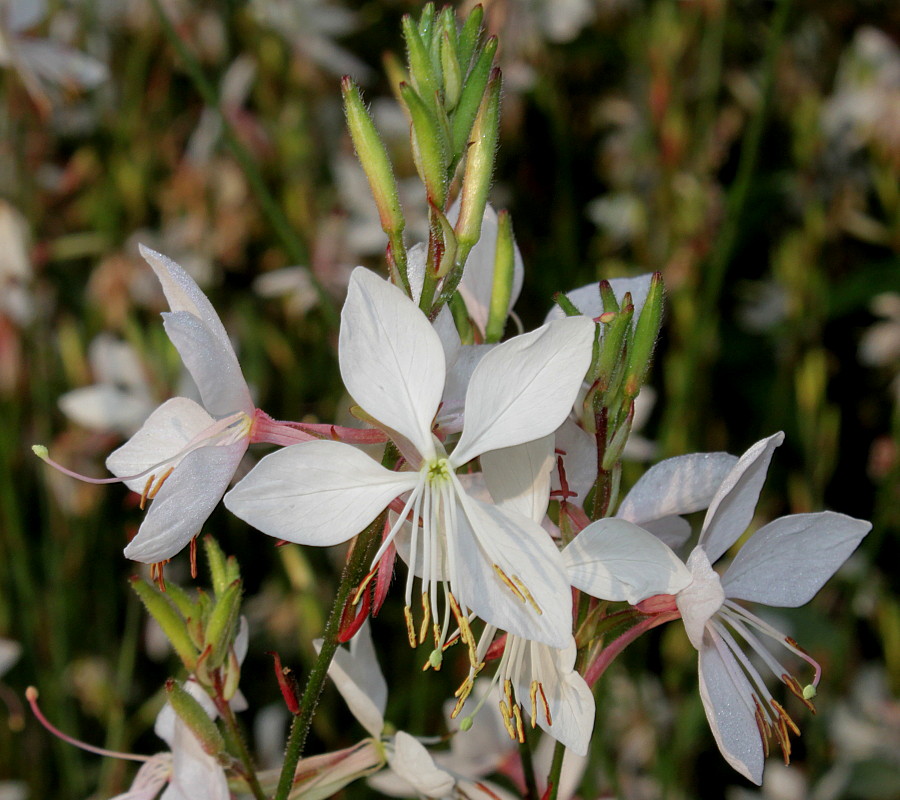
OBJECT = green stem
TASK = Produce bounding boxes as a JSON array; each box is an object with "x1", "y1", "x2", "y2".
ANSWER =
[
  {"x1": 518, "y1": 727, "x2": 540, "y2": 800},
  {"x1": 216, "y1": 691, "x2": 267, "y2": 800},
  {"x1": 148, "y1": 0, "x2": 338, "y2": 328},
  {"x1": 273, "y1": 511, "x2": 387, "y2": 800},
  {"x1": 545, "y1": 739, "x2": 567, "y2": 800}
]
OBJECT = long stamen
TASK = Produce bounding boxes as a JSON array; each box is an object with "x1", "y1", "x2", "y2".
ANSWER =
[{"x1": 26, "y1": 687, "x2": 150, "y2": 762}]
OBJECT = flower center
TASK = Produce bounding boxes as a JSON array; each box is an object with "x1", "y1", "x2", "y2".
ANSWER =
[
  {"x1": 675, "y1": 547, "x2": 726, "y2": 649},
  {"x1": 425, "y1": 457, "x2": 452, "y2": 485}
]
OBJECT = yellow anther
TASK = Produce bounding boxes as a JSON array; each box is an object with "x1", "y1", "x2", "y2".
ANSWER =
[
  {"x1": 403, "y1": 606, "x2": 417, "y2": 648},
  {"x1": 504, "y1": 678, "x2": 514, "y2": 706},
  {"x1": 419, "y1": 593, "x2": 431, "y2": 644},
  {"x1": 512, "y1": 704, "x2": 525, "y2": 743},
  {"x1": 771, "y1": 700, "x2": 800, "y2": 736},
  {"x1": 147, "y1": 467, "x2": 175, "y2": 501},
  {"x1": 498, "y1": 701, "x2": 516, "y2": 741},
  {"x1": 140, "y1": 474, "x2": 156, "y2": 511},
  {"x1": 529, "y1": 681, "x2": 539, "y2": 727},
  {"x1": 492, "y1": 565, "x2": 526, "y2": 602},
  {"x1": 511, "y1": 575, "x2": 542, "y2": 615}
]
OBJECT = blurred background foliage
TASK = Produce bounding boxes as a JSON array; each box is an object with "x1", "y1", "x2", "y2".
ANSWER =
[{"x1": 0, "y1": 0, "x2": 898, "y2": 798}]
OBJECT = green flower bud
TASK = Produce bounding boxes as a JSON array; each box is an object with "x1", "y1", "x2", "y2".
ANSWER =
[
  {"x1": 130, "y1": 577, "x2": 197, "y2": 671},
  {"x1": 484, "y1": 210, "x2": 516, "y2": 343},
  {"x1": 165, "y1": 679, "x2": 225, "y2": 757},
  {"x1": 203, "y1": 535, "x2": 230, "y2": 597},
  {"x1": 401, "y1": 83, "x2": 448, "y2": 207},
  {"x1": 204, "y1": 579, "x2": 243, "y2": 670},
  {"x1": 624, "y1": 272, "x2": 664, "y2": 398}
]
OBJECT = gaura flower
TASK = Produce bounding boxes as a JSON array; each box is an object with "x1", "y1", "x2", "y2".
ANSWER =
[
  {"x1": 37, "y1": 246, "x2": 320, "y2": 564},
  {"x1": 225, "y1": 267, "x2": 595, "y2": 651},
  {"x1": 671, "y1": 433, "x2": 871, "y2": 784}
]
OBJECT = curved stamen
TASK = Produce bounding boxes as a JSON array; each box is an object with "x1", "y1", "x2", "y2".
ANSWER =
[{"x1": 26, "y1": 687, "x2": 150, "y2": 763}]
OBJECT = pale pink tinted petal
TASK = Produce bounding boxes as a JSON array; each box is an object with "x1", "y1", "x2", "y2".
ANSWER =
[
  {"x1": 616, "y1": 452, "x2": 739, "y2": 525},
  {"x1": 123, "y1": 440, "x2": 248, "y2": 563},
  {"x1": 698, "y1": 634, "x2": 764, "y2": 784},
  {"x1": 163, "y1": 311, "x2": 253, "y2": 417},
  {"x1": 722, "y1": 511, "x2": 871, "y2": 607},
  {"x1": 563, "y1": 518, "x2": 692, "y2": 603},
  {"x1": 223, "y1": 440, "x2": 418, "y2": 546},
  {"x1": 106, "y1": 397, "x2": 214, "y2": 492},
  {"x1": 454, "y1": 494, "x2": 572, "y2": 648},
  {"x1": 317, "y1": 622, "x2": 387, "y2": 739},
  {"x1": 109, "y1": 754, "x2": 172, "y2": 800},
  {"x1": 676, "y1": 547, "x2": 726, "y2": 649},
  {"x1": 18, "y1": 40, "x2": 108, "y2": 88},
  {"x1": 58, "y1": 384, "x2": 153, "y2": 436},
  {"x1": 164, "y1": 721, "x2": 229, "y2": 800},
  {"x1": 339, "y1": 268, "x2": 444, "y2": 460},
  {"x1": 482, "y1": 435, "x2": 554, "y2": 523},
  {"x1": 699, "y1": 433, "x2": 784, "y2": 564},
  {"x1": 544, "y1": 275, "x2": 653, "y2": 323},
  {"x1": 452, "y1": 317, "x2": 594, "y2": 465},
  {"x1": 8, "y1": 0, "x2": 46, "y2": 32}
]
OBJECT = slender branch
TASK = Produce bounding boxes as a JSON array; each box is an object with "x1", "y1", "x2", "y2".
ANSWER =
[
  {"x1": 214, "y1": 691, "x2": 267, "y2": 800},
  {"x1": 148, "y1": 0, "x2": 338, "y2": 327},
  {"x1": 273, "y1": 511, "x2": 387, "y2": 800}
]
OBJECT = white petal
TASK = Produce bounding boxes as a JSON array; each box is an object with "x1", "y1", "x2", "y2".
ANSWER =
[
  {"x1": 563, "y1": 518, "x2": 692, "y2": 603},
  {"x1": 616, "y1": 452, "x2": 739, "y2": 525},
  {"x1": 544, "y1": 275, "x2": 653, "y2": 323},
  {"x1": 452, "y1": 317, "x2": 595, "y2": 465},
  {"x1": 123, "y1": 440, "x2": 248, "y2": 563},
  {"x1": 641, "y1": 515, "x2": 692, "y2": 550},
  {"x1": 58, "y1": 384, "x2": 153, "y2": 436},
  {"x1": 224, "y1": 440, "x2": 418, "y2": 546},
  {"x1": 165, "y1": 719, "x2": 229, "y2": 800},
  {"x1": 106, "y1": 397, "x2": 215, "y2": 492},
  {"x1": 514, "y1": 639, "x2": 595, "y2": 756},
  {"x1": 139, "y1": 246, "x2": 253, "y2": 418},
  {"x1": 676, "y1": 548, "x2": 726, "y2": 649},
  {"x1": 700, "y1": 433, "x2": 784, "y2": 564},
  {"x1": 163, "y1": 311, "x2": 253, "y2": 417},
  {"x1": 456, "y1": 203, "x2": 524, "y2": 334},
  {"x1": 386, "y1": 731, "x2": 455, "y2": 798},
  {"x1": 317, "y1": 622, "x2": 387, "y2": 739},
  {"x1": 339, "y1": 267, "x2": 445, "y2": 460},
  {"x1": 722, "y1": 511, "x2": 871, "y2": 607},
  {"x1": 8, "y1": 0, "x2": 46, "y2": 33},
  {"x1": 18, "y1": 40, "x2": 108, "y2": 89},
  {"x1": 482, "y1": 435, "x2": 554, "y2": 523},
  {"x1": 438, "y1": 343, "x2": 493, "y2": 434},
  {"x1": 0, "y1": 639, "x2": 21, "y2": 676},
  {"x1": 109, "y1": 754, "x2": 172, "y2": 800},
  {"x1": 454, "y1": 494, "x2": 572, "y2": 648},
  {"x1": 697, "y1": 634, "x2": 765, "y2": 784}
]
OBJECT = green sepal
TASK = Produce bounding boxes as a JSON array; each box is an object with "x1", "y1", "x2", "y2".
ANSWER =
[
  {"x1": 454, "y1": 68, "x2": 501, "y2": 264},
  {"x1": 401, "y1": 83, "x2": 448, "y2": 207},
  {"x1": 203, "y1": 535, "x2": 229, "y2": 597},
  {"x1": 449, "y1": 38, "x2": 498, "y2": 164},
  {"x1": 205, "y1": 579, "x2": 243, "y2": 670},
  {"x1": 165, "y1": 679, "x2": 225, "y2": 756},
  {"x1": 592, "y1": 302, "x2": 633, "y2": 393},
  {"x1": 224, "y1": 555, "x2": 240, "y2": 587},
  {"x1": 624, "y1": 272, "x2": 664, "y2": 398},
  {"x1": 602, "y1": 402, "x2": 635, "y2": 471},
  {"x1": 416, "y1": 3, "x2": 436, "y2": 45},
  {"x1": 430, "y1": 202, "x2": 458, "y2": 279},
  {"x1": 552, "y1": 292, "x2": 583, "y2": 317},
  {"x1": 484, "y1": 209, "x2": 515, "y2": 343},
  {"x1": 598, "y1": 280, "x2": 620, "y2": 313},
  {"x1": 130, "y1": 577, "x2": 197, "y2": 671},
  {"x1": 457, "y1": 5, "x2": 485, "y2": 69}
]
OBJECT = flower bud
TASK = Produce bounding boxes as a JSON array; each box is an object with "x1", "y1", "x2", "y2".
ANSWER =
[
  {"x1": 455, "y1": 68, "x2": 501, "y2": 265},
  {"x1": 624, "y1": 272, "x2": 664, "y2": 397},
  {"x1": 165, "y1": 679, "x2": 225, "y2": 757},
  {"x1": 401, "y1": 83, "x2": 448, "y2": 207},
  {"x1": 205, "y1": 579, "x2": 243, "y2": 669},
  {"x1": 484, "y1": 210, "x2": 516, "y2": 342},
  {"x1": 130, "y1": 577, "x2": 197, "y2": 670},
  {"x1": 450, "y1": 37, "x2": 498, "y2": 162}
]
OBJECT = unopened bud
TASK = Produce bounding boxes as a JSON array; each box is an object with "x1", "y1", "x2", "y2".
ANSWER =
[
  {"x1": 130, "y1": 577, "x2": 197, "y2": 671},
  {"x1": 204, "y1": 579, "x2": 242, "y2": 669},
  {"x1": 401, "y1": 83, "x2": 448, "y2": 207},
  {"x1": 165, "y1": 680, "x2": 225, "y2": 757},
  {"x1": 624, "y1": 272, "x2": 664, "y2": 398},
  {"x1": 484, "y1": 209, "x2": 516, "y2": 342},
  {"x1": 450, "y1": 37, "x2": 498, "y2": 160}
]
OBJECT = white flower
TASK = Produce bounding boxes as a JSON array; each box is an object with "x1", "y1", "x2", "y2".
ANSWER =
[
  {"x1": 0, "y1": 0, "x2": 108, "y2": 112},
  {"x1": 226, "y1": 267, "x2": 595, "y2": 650},
  {"x1": 58, "y1": 334, "x2": 155, "y2": 436},
  {"x1": 671, "y1": 433, "x2": 872, "y2": 784}
]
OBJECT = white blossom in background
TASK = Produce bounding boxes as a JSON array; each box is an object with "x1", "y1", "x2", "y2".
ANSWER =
[
  {"x1": 58, "y1": 334, "x2": 155, "y2": 436},
  {"x1": 0, "y1": 0, "x2": 107, "y2": 112},
  {"x1": 226, "y1": 267, "x2": 595, "y2": 650},
  {"x1": 0, "y1": 199, "x2": 33, "y2": 325},
  {"x1": 671, "y1": 433, "x2": 871, "y2": 784}
]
